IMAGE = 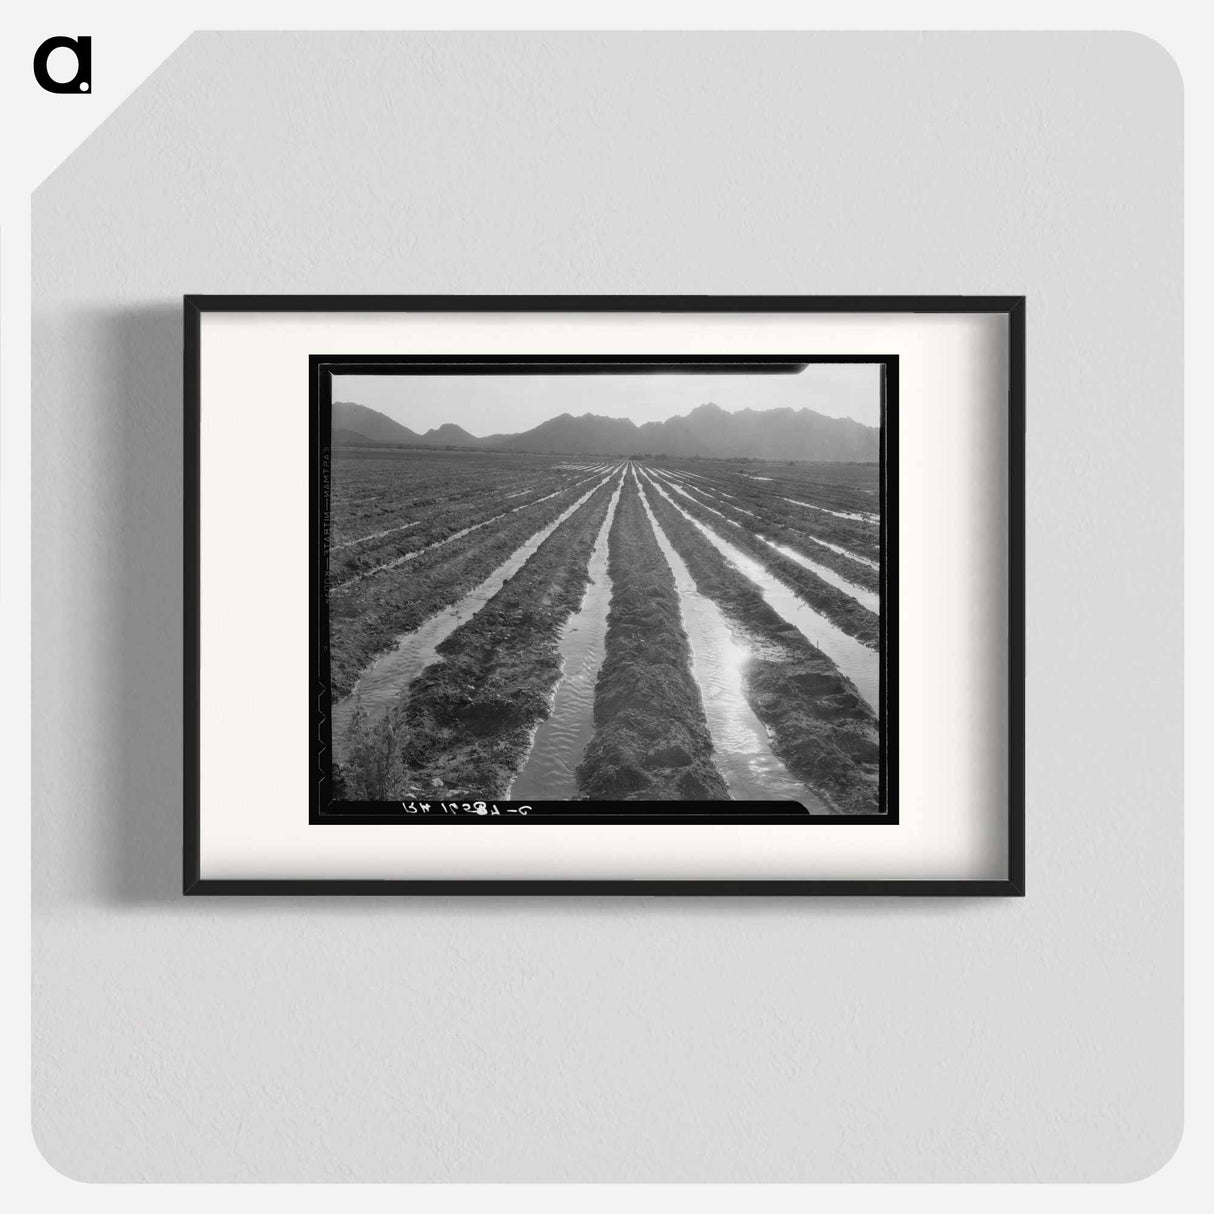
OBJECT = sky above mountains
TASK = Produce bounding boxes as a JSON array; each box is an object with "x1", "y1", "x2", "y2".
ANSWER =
[{"x1": 334, "y1": 364, "x2": 881, "y2": 435}]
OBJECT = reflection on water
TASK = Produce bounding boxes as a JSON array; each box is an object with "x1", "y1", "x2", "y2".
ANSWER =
[
  {"x1": 637, "y1": 471, "x2": 827, "y2": 809},
  {"x1": 782, "y1": 496, "x2": 879, "y2": 525},
  {"x1": 331, "y1": 468, "x2": 621, "y2": 760},
  {"x1": 654, "y1": 472, "x2": 759, "y2": 517},
  {"x1": 798, "y1": 533, "x2": 878, "y2": 570},
  {"x1": 650, "y1": 473, "x2": 729, "y2": 520},
  {"x1": 333, "y1": 469, "x2": 608, "y2": 591},
  {"x1": 757, "y1": 536, "x2": 880, "y2": 613},
  {"x1": 332, "y1": 519, "x2": 420, "y2": 551},
  {"x1": 508, "y1": 476, "x2": 626, "y2": 799},
  {"x1": 658, "y1": 477, "x2": 874, "y2": 584},
  {"x1": 642, "y1": 472, "x2": 879, "y2": 714}
]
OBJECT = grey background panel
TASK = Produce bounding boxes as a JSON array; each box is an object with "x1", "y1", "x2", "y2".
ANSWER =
[{"x1": 32, "y1": 32, "x2": 1181, "y2": 1181}]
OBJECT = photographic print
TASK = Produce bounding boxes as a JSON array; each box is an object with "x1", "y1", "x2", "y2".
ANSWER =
[{"x1": 315, "y1": 355, "x2": 894, "y2": 824}]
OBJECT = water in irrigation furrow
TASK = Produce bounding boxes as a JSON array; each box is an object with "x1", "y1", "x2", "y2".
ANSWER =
[
  {"x1": 634, "y1": 471, "x2": 828, "y2": 809},
  {"x1": 648, "y1": 473, "x2": 729, "y2": 520},
  {"x1": 651, "y1": 472, "x2": 760, "y2": 521},
  {"x1": 641, "y1": 471, "x2": 879, "y2": 713},
  {"x1": 333, "y1": 469, "x2": 609, "y2": 591},
  {"x1": 332, "y1": 519, "x2": 420, "y2": 551},
  {"x1": 795, "y1": 533, "x2": 878, "y2": 570},
  {"x1": 331, "y1": 470, "x2": 622, "y2": 758},
  {"x1": 754, "y1": 537, "x2": 879, "y2": 613},
  {"x1": 507, "y1": 475, "x2": 627, "y2": 799},
  {"x1": 781, "y1": 496, "x2": 879, "y2": 525},
  {"x1": 671, "y1": 474, "x2": 743, "y2": 502},
  {"x1": 703, "y1": 495, "x2": 757, "y2": 518},
  {"x1": 680, "y1": 482, "x2": 759, "y2": 518},
  {"x1": 655, "y1": 474, "x2": 875, "y2": 609}
]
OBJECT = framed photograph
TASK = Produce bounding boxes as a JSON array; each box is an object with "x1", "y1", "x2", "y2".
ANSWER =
[{"x1": 185, "y1": 296, "x2": 1024, "y2": 894}]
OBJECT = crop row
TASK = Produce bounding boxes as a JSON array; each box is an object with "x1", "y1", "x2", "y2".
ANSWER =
[
  {"x1": 337, "y1": 475, "x2": 619, "y2": 798},
  {"x1": 328, "y1": 468, "x2": 619, "y2": 699},
  {"x1": 328, "y1": 458, "x2": 881, "y2": 808},
  {"x1": 329, "y1": 451, "x2": 591, "y2": 543},
  {"x1": 575, "y1": 475, "x2": 729, "y2": 801},
  {"x1": 648, "y1": 471, "x2": 880, "y2": 596},
  {"x1": 640, "y1": 475, "x2": 879, "y2": 813},
  {"x1": 328, "y1": 470, "x2": 605, "y2": 586},
  {"x1": 640, "y1": 472, "x2": 879, "y2": 648},
  {"x1": 656, "y1": 455, "x2": 878, "y2": 508},
  {"x1": 653, "y1": 467, "x2": 880, "y2": 563},
  {"x1": 653, "y1": 459, "x2": 879, "y2": 519}
]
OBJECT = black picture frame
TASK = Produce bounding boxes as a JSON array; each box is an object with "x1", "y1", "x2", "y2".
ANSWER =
[{"x1": 184, "y1": 295, "x2": 1025, "y2": 896}]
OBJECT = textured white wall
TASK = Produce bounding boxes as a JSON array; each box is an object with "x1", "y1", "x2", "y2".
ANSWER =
[{"x1": 31, "y1": 32, "x2": 1182, "y2": 1181}]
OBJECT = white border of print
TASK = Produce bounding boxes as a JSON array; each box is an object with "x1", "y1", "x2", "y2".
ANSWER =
[{"x1": 197, "y1": 309, "x2": 1008, "y2": 881}]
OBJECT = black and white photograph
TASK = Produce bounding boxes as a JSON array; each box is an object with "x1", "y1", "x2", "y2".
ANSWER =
[{"x1": 317, "y1": 356, "x2": 893, "y2": 821}]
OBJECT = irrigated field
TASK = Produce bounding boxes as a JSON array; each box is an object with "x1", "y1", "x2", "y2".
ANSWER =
[{"x1": 329, "y1": 448, "x2": 881, "y2": 812}]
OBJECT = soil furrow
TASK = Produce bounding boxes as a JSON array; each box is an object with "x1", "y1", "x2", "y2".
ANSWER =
[
  {"x1": 639, "y1": 473, "x2": 879, "y2": 813},
  {"x1": 331, "y1": 474, "x2": 622, "y2": 742},
  {"x1": 508, "y1": 476, "x2": 627, "y2": 799},
  {"x1": 644, "y1": 471, "x2": 878, "y2": 647},
  {"x1": 330, "y1": 469, "x2": 560, "y2": 545},
  {"x1": 339, "y1": 476, "x2": 619, "y2": 799},
  {"x1": 327, "y1": 469, "x2": 619, "y2": 699},
  {"x1": 781, "y1": 496, "x2": 878, "y2": 524},
  {"x1": 575, "y1": 473, "x2": 730, "y2": 801},
  {"x1": 650, "y1": 471, "x2": 881, "y2": 597},
  {"x1": 652, "y1": 467, "x2": 880, "y2": 561},
  {"x1": 634, "y1": 477, "x2": 829, "y2": 808},
  {"x1": 330, "y1": 470, "x2": 606, "y2": 587}
]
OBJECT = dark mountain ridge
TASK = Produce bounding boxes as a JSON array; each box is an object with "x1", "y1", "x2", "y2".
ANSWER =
[
  {"x1": 333, "y1": 400, "x2": 878, "y2": 461},
  {"x1": 421, "y1": 422, "x2": 480, "y2": 445},
  {"x1": 332, "y1": 402, "x2": 420, "y2": 444}
]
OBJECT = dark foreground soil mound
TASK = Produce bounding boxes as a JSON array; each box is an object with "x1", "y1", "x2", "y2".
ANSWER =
[{"x1": 576, "y1": 477, "x2": 729, "y2": 801}]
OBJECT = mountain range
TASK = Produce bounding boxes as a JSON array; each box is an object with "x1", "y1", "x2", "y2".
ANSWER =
[{"x1": 332, "y1": 400, "x2": 878, "y2": 462}]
